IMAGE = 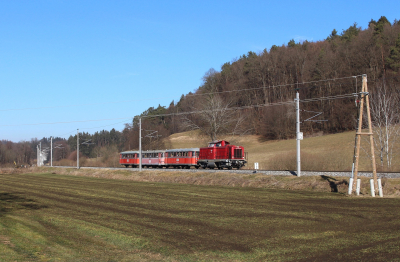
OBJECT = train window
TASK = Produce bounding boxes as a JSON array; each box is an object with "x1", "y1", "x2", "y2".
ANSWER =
[
  {"x1": 208, "y1": 143, "x2": 215, "y2": 147},
  {"x1": 196, "y1": 151, "x2": 199, "y2": 157}
]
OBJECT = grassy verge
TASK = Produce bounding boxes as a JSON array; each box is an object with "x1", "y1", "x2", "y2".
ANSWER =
[{"x1": 1, "y1": 171, "x2": 400, "y2": 261}]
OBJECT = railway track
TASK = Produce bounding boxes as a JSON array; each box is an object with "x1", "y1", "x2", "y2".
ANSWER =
[{"x1": 53, "y1": 166, "x2": 400, "y2": 178}]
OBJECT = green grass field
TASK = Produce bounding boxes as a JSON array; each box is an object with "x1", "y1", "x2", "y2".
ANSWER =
[{"x1": 1, "y1": 172, "x2": 400, "y2": 261}]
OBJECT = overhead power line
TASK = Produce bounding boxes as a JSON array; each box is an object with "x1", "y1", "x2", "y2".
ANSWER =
[
  {"x1": 0, "y1": 92, "x2": 358, "y2": 128},
  {"x1": 140, "y1": 93, "x2": 357, "y2": 118},
  {"x1": 0, "y1": 93, "x2": 357, "y2": 127}
]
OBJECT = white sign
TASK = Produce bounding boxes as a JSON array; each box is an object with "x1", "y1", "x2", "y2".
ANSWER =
[
  {"x1": 254, "y1": 162, "x2": 259, "y2": 170},
  {"x1": 297, "y1": 132, "x2": 303, "y2": 140}
]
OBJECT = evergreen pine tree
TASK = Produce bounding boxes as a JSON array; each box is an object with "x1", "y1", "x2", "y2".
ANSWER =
[{"x1": 386, "y1": 34, "x2": 400, "y2": 72}]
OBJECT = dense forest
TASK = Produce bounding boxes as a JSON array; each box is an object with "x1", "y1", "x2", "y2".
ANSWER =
[{"x1": 1, "y1": 16, "x2": 400, "y2": 166}]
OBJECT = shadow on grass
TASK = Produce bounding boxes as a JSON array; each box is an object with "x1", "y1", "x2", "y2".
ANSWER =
[
  {"x1": 320, "y1": 175, "x2": 348, "y2": 192},
  {"x1": 0, "y1": 193, "x2": 47, "y2": 216}
]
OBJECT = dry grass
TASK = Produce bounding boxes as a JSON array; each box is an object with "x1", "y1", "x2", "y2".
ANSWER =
[{"x1": 164, "y1": 130, "x2": 400, "y2": 172}]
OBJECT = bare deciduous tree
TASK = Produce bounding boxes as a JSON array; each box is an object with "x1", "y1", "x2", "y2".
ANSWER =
[
  {"x1": 370, "y1": 84, "x2": 400, "y2": 169},
  {"x1": 182, "y1": 95, "x2": 243, "y2": 141}
]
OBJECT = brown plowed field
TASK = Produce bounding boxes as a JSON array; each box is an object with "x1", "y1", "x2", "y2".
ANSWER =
[{"x1": 1, "y1": 172, "x2": 400, "y2": 261}]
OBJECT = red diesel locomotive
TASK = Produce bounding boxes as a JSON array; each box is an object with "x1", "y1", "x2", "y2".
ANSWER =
[
  {"x1": 198, "y1": 140, "x2": 246, "y2": 169},
  {"x1": 119, "y1": 140, "x2": 247, "y2": 169}
]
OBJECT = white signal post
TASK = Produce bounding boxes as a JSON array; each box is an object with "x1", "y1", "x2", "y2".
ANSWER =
[{"x1": 295, "y1": 91, "x2": 302, "y2": 177}]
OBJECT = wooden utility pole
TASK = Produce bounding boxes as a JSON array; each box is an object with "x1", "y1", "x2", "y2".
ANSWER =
[{"x1": 353, "y1": 74, "x2": 377, "y2": 193}]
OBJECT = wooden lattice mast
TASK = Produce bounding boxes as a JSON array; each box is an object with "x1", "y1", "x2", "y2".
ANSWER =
[{"x1": 353, "y1": 74, "x2": 377, "y2": 192}]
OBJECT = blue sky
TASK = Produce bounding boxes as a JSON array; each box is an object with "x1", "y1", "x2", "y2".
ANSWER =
[{"x1": 0, "y1": 0, "x2": 398, "y2": 142}]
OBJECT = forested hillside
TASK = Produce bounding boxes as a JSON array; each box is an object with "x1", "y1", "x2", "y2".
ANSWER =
[
  {"x1": 2, "y1": 16, "x2": 399, "y2": 166},
  {"x1": 122, "y1": 16, "x2": 400, "y2": 150}
]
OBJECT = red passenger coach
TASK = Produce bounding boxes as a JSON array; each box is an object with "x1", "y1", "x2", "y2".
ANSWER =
[
  {"x1": 141, "y1": 150, "x2": 166, "y2": 168},
  {"x1": 165, "y1": 148, "x2": 200, "y2": 169},
  {"x1": 120, "y1": 151, "x2": 140, "y2": 167},
  {"x1": 198, "y1": 140, "x2": 247, "y2": 169}
]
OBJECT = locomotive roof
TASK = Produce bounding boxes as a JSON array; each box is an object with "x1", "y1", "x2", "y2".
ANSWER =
[
  {"x1": 209, "y1": 140, "x2": 230, "y2": 144},
  {"x1": 166, "y1": 148, "x2": 200, "y2": 152}
]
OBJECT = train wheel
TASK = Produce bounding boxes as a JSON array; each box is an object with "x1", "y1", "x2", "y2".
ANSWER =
[
  {"x1": 195, "y1": 166, "x2": 199, "y2": 169},
  {"x1": 228, "y1": 166, "x2": 233, "y2": 170}
]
